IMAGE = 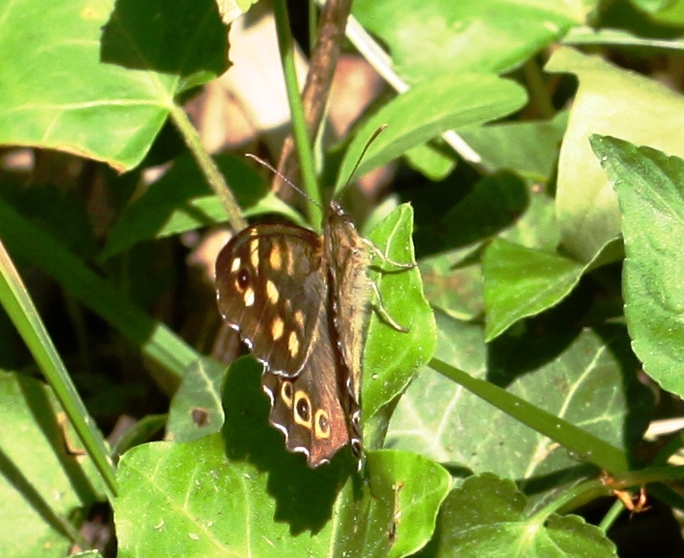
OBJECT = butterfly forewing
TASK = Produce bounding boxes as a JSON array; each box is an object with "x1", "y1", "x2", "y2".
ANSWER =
[{"x1": 215, "y1": 224, "x2": 326, "y2": 377}]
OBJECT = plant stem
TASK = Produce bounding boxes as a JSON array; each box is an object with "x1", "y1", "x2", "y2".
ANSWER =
[
  {"x1": 523, "y1": 58, "x2": 555, "y2": 119},
  {"x1": 169, "y1": 103, "x2": 247, "y2": 232},
  {"x1": 272, "y1": 0, "x2": 323, "y2": 227},
  {"x1": 530, "y1": 478, "x2": 608, "y2": 522},
  {"x1": 598, "y1": 500, "x2": 625, "y2": 532},
  {"x1": 429, "y1": 357, "x2": 628, "y2": 473}
]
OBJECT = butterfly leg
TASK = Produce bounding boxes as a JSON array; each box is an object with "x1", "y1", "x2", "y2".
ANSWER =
[
  {"x1": 370, "y1": 281, "x2": 409, "y2": 333},
  {"x1": 362, "y1": 237, "x2": 416, "y2": 270}
]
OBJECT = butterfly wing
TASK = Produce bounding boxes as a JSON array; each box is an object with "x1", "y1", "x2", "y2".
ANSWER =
[
  {"x1": 215, "y1": 223, "x2": 326, "y2": 377},
  {"x1": 261, "y1": 302, "x2": 357, "y2": 467}
]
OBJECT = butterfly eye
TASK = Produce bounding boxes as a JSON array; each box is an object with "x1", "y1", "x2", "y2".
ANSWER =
[
  {"x1": 295, "y1": 395, "x2": 310, "y2": 422},
  {"x1": 314, "y1": 409, "x2": 330, "y2": 439},
  {"x1": 237, "y1": 267, "x2": 250, "y2": 289},
  {"x1": 281, "y1": 381, "x2": 294, "y2": 406}
]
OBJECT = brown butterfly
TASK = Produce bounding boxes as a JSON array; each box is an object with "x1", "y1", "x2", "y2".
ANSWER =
[{"x1": 215, "y1": 201, "x2": 372, "y2": 467}]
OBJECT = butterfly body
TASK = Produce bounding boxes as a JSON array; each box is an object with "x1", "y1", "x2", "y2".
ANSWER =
[{"x1": 215, "y1": 202, "x2": 370, "y2": 467}]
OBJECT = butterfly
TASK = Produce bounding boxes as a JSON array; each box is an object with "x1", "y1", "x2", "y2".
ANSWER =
[{"x1": 215, "y1": 188, "x2": 414, "y2": 467}]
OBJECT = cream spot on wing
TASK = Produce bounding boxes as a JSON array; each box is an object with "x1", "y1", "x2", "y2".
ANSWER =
[
  {"x1": 286, "y1": 250, "x2": 295, "y2": 275},
  {"x1": 270, "y1": 244, "x2": 282, "y2": 270},
  {"x1": 288, "y1": 331, "x2": 300, "y2": 357},
  {"x1": 244, "y1": 287, "x2": 255, "y2": 307},
  {"x1": 271, "y1": 316, "x2": 284, "y2": 341},
  {"x1": 294, "y1": 309, "x2": 305, "y2": 330},
  {"x1": 230, "y1": 257, "x2": 241, "y2": 273},
  {"x1": 266, "y1": 280, "x2": 279, "y2": 304},
  {"x1": 283, "y1": 298, "x2": 292, "y2": 313},
  {"x1": 249, "y1": 238, "x2": 259, "y2": 268}
]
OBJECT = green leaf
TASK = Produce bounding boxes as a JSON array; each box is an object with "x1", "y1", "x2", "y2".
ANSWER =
[
  {"x1": 482, "y1": 240, "x2": 584, "y2": 340},
  {"x1": 167, "y1": 358, "x2": 227, "y2": 442},
  {"x1": 340, "y1": 450, "x2": 451, "y2": 558},
  {"x1": 415, "y1": 173, "x2": 549, "y2": 323},
  {"x1": 0, "y1": 0, "x2": 227, "y2": 171},
  {"x1": 545, "y1": 46, "x2": 684, "y2": 262},
  {"x1": 419, "y1": 249, "x2": 484, "y2": 322},
  {"x1": 592, "y1": 135, "x2": 684, "y2": 397},
  {"x1": 353, "y1": 0, "x2": 580, "y2": 83},
  {"x1": 389, "y1": 326, "x2": 652, "y2": 477},
  {"x1": 413, "y1": 172, "x2": 529, "y2": 258},
  {"x1": 364, "y1": 205, "x2": 437, "y2": 426},
  {"x1": 336, "y1": 74, "x2": 527, "y2": 190},
  {"x1": 483, "y1": 237, "x2": 624, "y2": 340},
  {"x1": 386, "y1": 312, "x2": 487, "y2": 465},
  {"x1": 116, "y1": 435, "x2": 333, "y2": 557},
  {"x1": 632, "y1": 0, "x2": 684, "y2": 25},
  {"x1": 117, "y1": 359, "x2": 450, "y2": 557},
  {"x1": 0, "y1": 371, "x2": 104, "y2": 558},
  {"x1": 458, "y1": 111, "x2": 569, "y2": 182},
  {"x1": 432, "y1": 473, "x2": 616, "y2": 557}
]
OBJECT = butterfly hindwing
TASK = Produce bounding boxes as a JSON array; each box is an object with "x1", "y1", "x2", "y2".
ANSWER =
[
  {"x1": 216, "y1": 223, "x2": 326, "y2": 377},
  {"x1": 261, "y1": 303, "x2": 352, "y2": 467}
]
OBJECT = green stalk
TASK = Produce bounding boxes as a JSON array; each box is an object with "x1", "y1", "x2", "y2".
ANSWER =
[
  {"x1": 429, "y1": 357, "x2": 628, "y2": 473},
  {"x1": 169, "y1": 103, "x2": 247, "y2": 232},
  {"x1": 272, "y1": 0, "x2": 323, "y2": 228},
  {"x1": 598, "y1": 500, "x2": 626, "y2": 532},
  {"x1": 522, "y1": 59, "x2": 555, "y2": 119},
  {"x1": 533, "y1": 478, "x2": 608, "y2": 520},
  {"x1": 0, "y1": 238, "x2": 117, "y2": 498}
]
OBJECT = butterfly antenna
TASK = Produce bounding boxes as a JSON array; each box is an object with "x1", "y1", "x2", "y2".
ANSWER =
[
  {"x1": 339, "y1": 124, "x2": 388, "y2": 195},
  {"x1": 245, "y1": 153, "x2": 324, "y2": 211}
]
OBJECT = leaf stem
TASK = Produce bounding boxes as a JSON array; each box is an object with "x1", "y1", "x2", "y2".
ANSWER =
[
  {"x1": 530, "y1": 478, "x2": 608, "y2": 522},
  {"x1": 598, "y1": 500, "x2": 625, "y2": 532},
  {"x1": 168, "y1": 103, "x2": 247, "y2": 232}
]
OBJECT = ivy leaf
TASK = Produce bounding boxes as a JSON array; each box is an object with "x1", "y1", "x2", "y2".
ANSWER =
[
  {"x1": 431, "y1": 473, "x2": 616, "y2": 558},
  {"x1": 592, "y1": 135, "x2": 684, "y2": 397},
  {"x1": 0, "y1": 0, "x2": 227, "y2": 171}
]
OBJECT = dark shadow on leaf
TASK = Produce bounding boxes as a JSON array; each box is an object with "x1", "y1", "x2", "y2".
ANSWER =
[
  {"x1": 100, "y1": 0, "x2": 228, "y2": 81},
  {"x1": 487, "y1": 326, "x2": 578, "y2": 387},
  {"x1": 594, "y1": 324, "x2": 655, "y2": 465},
  {"x1": 222, "y1": 357, "x2": 355, "y2": 534},
  {"x1": 410, "y1": 171, "x2": 528, "y2": 259},
  {"x1": 0, "y1": 445, "x2": 74, "y2": 539},
  {"x1": 17, "y1": 374, "x2": 100, "y2": 505}
]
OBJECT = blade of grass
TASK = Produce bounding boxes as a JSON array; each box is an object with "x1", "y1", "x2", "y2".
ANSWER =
[
  {"x1": 429, "y1": 357, "x2": 629, "y2": 473},
  {"x1": 0, "y1": 238, "x2": 117, "y2": 498}
]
